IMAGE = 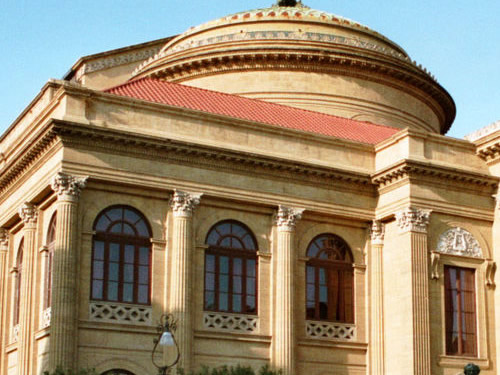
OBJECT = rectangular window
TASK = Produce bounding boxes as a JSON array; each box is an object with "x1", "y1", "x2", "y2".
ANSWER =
[{"x1": 444, "y1": 266, "x2": 477, "y2": 356}]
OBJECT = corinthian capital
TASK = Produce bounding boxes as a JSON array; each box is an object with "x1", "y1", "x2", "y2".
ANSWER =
[
  {"x1": 19, "y1": 203, "x2": 38, "y2": 225},
  {"x1": 276, "y1": 205, "x2": 304, "y2": 232},
  {"x1": 51, "y1": 172, "x2": 88, "y2": 201},
  {"x1": 0, "y1": 228, "x2": 9, "y2": 249},
  {"x1": 396, "y1": 207, "x2": 431, "y2": 233},
  {"x1": 171, "y1": 190, "x2": 202, "y2": 217},
  {"x1": 370, "y1": 220, "x2": 385, "y2": 245}
]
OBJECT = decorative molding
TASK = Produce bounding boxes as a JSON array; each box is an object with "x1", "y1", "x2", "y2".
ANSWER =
[
  {"x1": 18, "y1": 202, "x2": 38, "y2": 225},
  {"x1": 203, "y1": 312, "x2": 258, "y2": 333},
  {"x1": 305, "y1": 320, "x2": 356, "y2": 341},
  {"x1": 430, "y1": 251, "x2": 440, "y2": 280},
  {"x1": 436, "y1": 227, "x2": 482, "y2": 258},
  {"x1": 370, "y1": 220, "x2": 384, "y2": 245},
  {"x1": 41, "y1": 307, "x2": 52, "y2": 328},
  {"x1": 486, "y1": 261, "x2": 496, "y2": 288},
  {"x1": 275, "y1": 205, "x2": 304, "y2": 231},
  {"x1": 396, "y1": 207, "x2": 430, "y2": 233},
  {"x1": 171, "y1": 189, "x2": 202, "y2": 217},
  {"x1": 465, "y1": 120, "x2": 500, "y2": 142},
  {"x1": 0, "y1": 228, "x2": 9, "y2": 249},
  {"x1": 372, "y1": 159, "x2": 498, "y2": 191},
  {"x1": 51, "y1": 172, "x2": 88, "y2": 200},
  {"x1": 89, "y1": 301, "x2": 152, "y2": 325},
  {"x1": 12, "y1": 324, "x2": 20, "y2": 343}
]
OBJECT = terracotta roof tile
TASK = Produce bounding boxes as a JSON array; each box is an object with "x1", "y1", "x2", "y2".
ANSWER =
[{"x1": 105, "y1": 78, "x2": 399, "y2": 144}]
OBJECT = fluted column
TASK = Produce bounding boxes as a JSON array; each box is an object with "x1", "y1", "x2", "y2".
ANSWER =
[
  {"x1": 17, "y1": 203, "x2": 38, "y2": 375},
  {"x1": 369, "y1": 221, "x2": 385, "y2": 375},
  {"x1": 395, "y1": 207, "x2": 431, "y2": 375},
  {"x1": 169, "y1": 190, "x2": 201, "y2": 371},
  {"x1": 272, "y1": 205, "x2": 304, "y2": 375},
  {"x1": 48, "y1": 172, "x2": 87, "y2": 371},
  {"x1": 0, "y1": 229, "x2": 9, "y2": 375}
]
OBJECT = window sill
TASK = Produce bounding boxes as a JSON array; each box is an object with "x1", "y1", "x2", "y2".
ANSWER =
[{"x1": 438, "y1": 355, "x2": 489, "y2": 369}]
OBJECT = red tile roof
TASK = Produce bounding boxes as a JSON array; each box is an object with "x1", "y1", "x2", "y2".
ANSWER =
[{"x1": 105, "y1": 78, "x2": 399, "y2": 144}]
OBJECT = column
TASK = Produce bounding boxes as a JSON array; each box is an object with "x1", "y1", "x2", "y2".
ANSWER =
[
  {"x1": 169, "y1": 190, "x2": 201, "y2": 371},
  {"x1": 0, "y1": 229, "x2": 9, "y2": 375},
  {"x1": 395, "y1": 207, "x2": 431, "y2": 375},
  {"x1": 369, "y1": 221, "x2": 385, "y2": 375},
  {"x1": 17, "y1": 203, "x2": 38, "y2": 375},
  {"x1": 272, "y1": 205, "x2": 304, "y2": 375},
  {"x1": 48, "y1": 172, "x2": 87, "y2": 371}
]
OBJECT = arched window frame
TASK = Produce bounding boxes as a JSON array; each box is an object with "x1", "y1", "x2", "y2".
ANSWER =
[
  {"x1": 44, "y1": 213, "x2": 57, "y2": 309},
  {"x1": 91, "y1": 205, "x2": 152, "y2": 305},
  {"x1": 13, "y1": 239, "x2": 24, "y2": 326},
  {"x1": 305, "y1": 233, "x2": 354, "y2": 323},
  {"x1": 204, "y1": 220, "x2": 258, "y2": 315}
]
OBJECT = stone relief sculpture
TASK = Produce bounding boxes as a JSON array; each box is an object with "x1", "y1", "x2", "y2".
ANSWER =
[{"x1": 436, "y1": 227, "x2": 482, "y2": 258}]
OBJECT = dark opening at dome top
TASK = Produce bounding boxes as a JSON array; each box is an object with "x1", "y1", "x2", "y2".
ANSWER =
[{"x1": 277, "y1": 0, "x2": 299, "y2": 7}]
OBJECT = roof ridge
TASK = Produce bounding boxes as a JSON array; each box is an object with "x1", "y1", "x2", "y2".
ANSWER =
[{"x1": 105, "y1": 77, "x2": 397, "y2": 132}]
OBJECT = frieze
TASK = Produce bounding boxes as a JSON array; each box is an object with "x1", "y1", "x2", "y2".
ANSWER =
[{"x1": 436, "y1": 227, "x2": 482, "y2": 258}]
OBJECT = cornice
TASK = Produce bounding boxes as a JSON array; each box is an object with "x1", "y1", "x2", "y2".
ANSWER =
[
  {"x1": 372, "y1": 159, "x2": 498, "y2": 191},
  {"x1": 53, "y1": 121, "x2": 375, "y2": 193},
  {"x1": 474, "y1": 139, "x2": 500, "y2": 163}
]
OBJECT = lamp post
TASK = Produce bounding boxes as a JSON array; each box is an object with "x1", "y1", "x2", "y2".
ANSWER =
[{"x1": 152, "y1": 314, "x2": 181, "y2": 375}]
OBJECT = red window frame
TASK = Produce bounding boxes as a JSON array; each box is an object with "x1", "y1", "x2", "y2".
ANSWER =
[
  {"x1": 305, "y1": 234, "x2": 354, "y2": 323},
  {"x1": 444, "y1": 265, "x2": 477, "y2": 356},
  {"x1": 91, "y1": 206, "x2": 152, "y2": 305},
  {"x1": 204, "y1": 220, "x2": 258, "y2": 315}
]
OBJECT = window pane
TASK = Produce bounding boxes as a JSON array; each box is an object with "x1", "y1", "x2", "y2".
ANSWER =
[
  {"x1": 233, "y1": 258, "x2": 242, "y2": 275},
  {"x1": 217, "y1": 223, "x2": 231, "y2": 236},
  {"x1": 139, "y1": 266, "x2": 149, "y2": 284},
  {"x1": 135, "y1": 220, "x2": 150, "y2": 237},
  {"x1": 220, "y1": 238, "x2": 231, "y2": 247},
  {"x1": 219, "y1": 293, "x2": 228, "y2": 311},
  {"x1": 246, "y1": 296, "x2": 256, "y2": 312},
  {"x1": 205, "y1": 273, "x2": 215, "y2": 291},
  {"x1": 94, "y1": 241, "x2": 105, "y2": 260},
  {"x1": 110, "y1": 223, "x2": 123, "y2": 234},
  {"x1": 139, "y1": 247, "x2": 149, "y2": 265},
  {"x1": 93, "y1": 261, "x2": 104, "y2": 279},
  {"x1": 319, "y1": 286, "x2": 327, "y2": 302},
  {"x1": 92, "y1": 280, "x2": 103, "y2": 299},
  {"x1": 205, "y1": 292, "x2": 215, "y2": 310},
  {"x1": 96, "y1": 216, "x2": 110, "y2": 232},
  {"x1": 138, "y1": 285, "x2": 149, "y2": 304},
  {"x1": 233, "y1": 276, "x2": 242, "y2": 293},
  {"x1": 124, "y1": 245, "x2": 135, "y2": 264},
  {"x1": 123, "y1": 283, "x2": 133, "y2": 303},
  {"x1": 242, "y1": 235, "x2": 256, "y2": 250},
  {"x1": 246, "y1": 259, "x2": 256, "y2": 277},
  {"x1": 106, "y1": 208, "x2": 123, "y2": 222},
  {"x1": 319, "y1": 268, "x2": 326, "y2": 284},
  {"x1": 232, "y1": 239, "x2": 243, "y2": 249},
  {"x1": 109, "y1": 263, "x2": 119, "y2": 281},
  {"x1": 246, "y1": 277, "x2": 255, "y2": 295},
  {"x1": 220, "y1": 256, "x2": 229, "y2": 274},
  {"x1": 220, "y1": 275, "x2": 229, "y2": 292},
  {"x1": 124, "y1": 264, "x2": 134, "y2": 282},
  {"x1": 110, "y1": 243, "x2": 120, "y2": 261},
  {"x1": 307, "y1": 285, "x2": 315, "y2": 302},
  {"x1": 123, "y1": 223, "x2": 135, "y2": 236},
  {"x1": 124, "y1": 209, "x2": 140, "y2": 224},
  {"x1": 206, "y1": 254, "x2": 215, "y2": 272},
  {"x1": 108, "y1": 282, "x2": 118, "y2": 301},
  {"x1": 233, "y1": 295, "x2": 242, "y2": 312},
  {"x1": 306, "y1": 266, "x2": 314, "y2": 283}
]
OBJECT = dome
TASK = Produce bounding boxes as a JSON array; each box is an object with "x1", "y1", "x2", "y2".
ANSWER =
[{"x1": 132, "y1": 2, "x2": 455, "y2": 134}]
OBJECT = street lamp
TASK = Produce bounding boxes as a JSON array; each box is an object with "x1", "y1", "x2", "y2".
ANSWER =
[{"x1": 152, "y1": 314, "x2": 181, "y2": 375}]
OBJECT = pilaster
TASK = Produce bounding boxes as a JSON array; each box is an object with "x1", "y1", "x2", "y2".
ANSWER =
[
  {"x1": 169, "y1": 190, "x2": 202, "y2": 371},
  {"x1": 395, "y1": 206, "x2": 431, "y2": 375},
  {"x1": 0, "y1": 229, "x2": 9, "y2": 375},
  {"x1": 272, "y1": 205, "x2": 304, "y2": 375},
  {"x1": 17, "y1": 203, "x2": 38, "y2": 375},
  {"x1": 48, "y1": 172, "x2": 87, "y2": 371},
  {"x1": 369, "y1": 220, "x2": 385, "y2": 375}
]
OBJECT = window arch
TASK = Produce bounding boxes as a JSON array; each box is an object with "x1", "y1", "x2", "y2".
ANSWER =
[
  {"x1": 91, "y1": 206, "x2": 152, "y2": 305},
  {"x1": 14, "y1": 240, "x2": 24, "y2": 325},
  {"x1": 45, "y1": 213, "x2": 57, "y2": 309},
  {"x1": 305, "y1": 233, "x2": 354, "y2": 323},
  {"x1": 204, "y1": 220, "x2": 258, "y2": 314}
]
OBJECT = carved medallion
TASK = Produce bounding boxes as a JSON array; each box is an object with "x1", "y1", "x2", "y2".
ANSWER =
[{"x1": 437, "y1": 227, "x2": 482, "y2": 258}]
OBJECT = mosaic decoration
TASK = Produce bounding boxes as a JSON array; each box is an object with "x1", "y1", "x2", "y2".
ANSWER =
[{"x1": 437, "y1": 227, "x2": 482, "y2": 258}]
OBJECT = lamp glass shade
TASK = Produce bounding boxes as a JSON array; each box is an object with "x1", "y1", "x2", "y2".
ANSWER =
[{"x1": 159, "y1": 331, "x2": 175, "y2": 346}]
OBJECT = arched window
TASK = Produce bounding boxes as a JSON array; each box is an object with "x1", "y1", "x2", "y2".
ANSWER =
[
  {"x1": 305, "y1": 234, "x2": 354, "y2": 323},
  {"x1": 45, "y1": 213, "x2": 56, "y2": 309},
  {"x1": 91, "y1": 206, "x2": 152, "y2": 305},
  {"x1": 204, "y1": 220, "x2": 258, "y2": 314},
  {"x1": 101, "y1": 370, "x2": 136, "y2": 375},
  {"x1": 14, "y1": 240, "x2": 24, "y2": 325}
]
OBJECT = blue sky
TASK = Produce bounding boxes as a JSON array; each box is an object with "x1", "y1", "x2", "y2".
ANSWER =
[{"x1": 1, "y1": 0, "x2": 499, "y2": 138}]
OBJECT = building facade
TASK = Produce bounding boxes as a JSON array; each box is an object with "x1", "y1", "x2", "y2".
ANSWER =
[{"x1": 0, "y1": 1, "x2": 499, "y2": 375}]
